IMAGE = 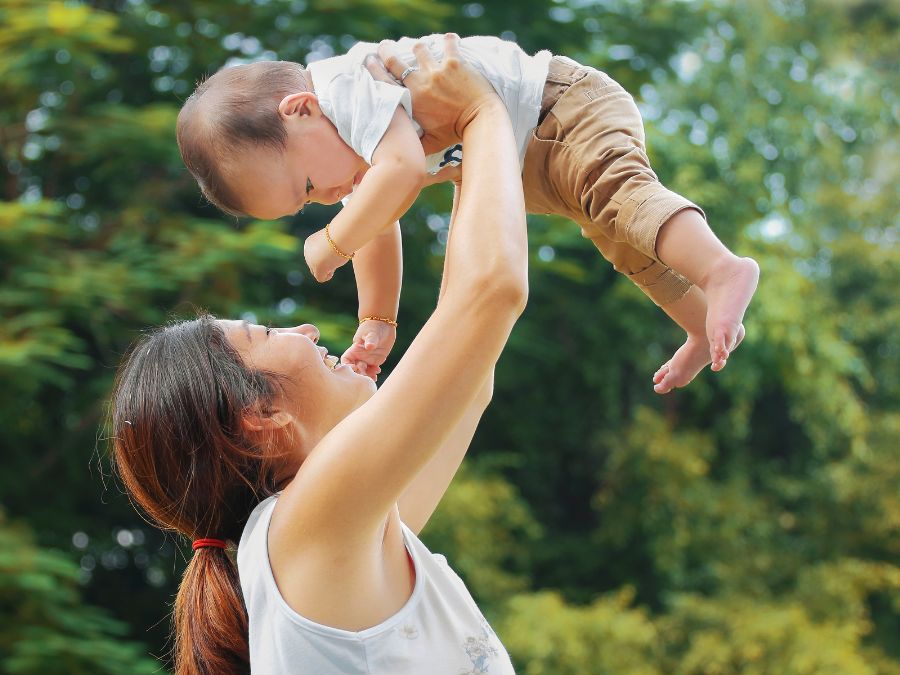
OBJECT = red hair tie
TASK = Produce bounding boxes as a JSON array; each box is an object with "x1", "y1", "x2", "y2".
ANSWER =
[{"x1": 192, "y1": 538, "x2": 227, "y2": 551}]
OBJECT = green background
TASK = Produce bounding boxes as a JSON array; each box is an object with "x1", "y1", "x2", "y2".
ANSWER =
[{"x1": 1, "y1": 0, "x2": 898, "y2": 672}]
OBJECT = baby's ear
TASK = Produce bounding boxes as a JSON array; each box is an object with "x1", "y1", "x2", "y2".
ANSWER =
[{"x1": 278, "y1": 92, "x2": 318, "y2": 118}]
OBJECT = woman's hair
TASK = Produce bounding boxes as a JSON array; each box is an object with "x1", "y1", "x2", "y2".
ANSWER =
[
  {"x1": 176, "y1": 61, "x2": 309, "y2": 217},
  {"x1": 109, "y1": 314, "x2": 286, "y2": 674}
]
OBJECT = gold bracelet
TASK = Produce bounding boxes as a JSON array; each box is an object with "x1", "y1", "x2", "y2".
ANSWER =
[
  {"x1": 359, "y1": 315, "x2": 398, "y2": 327},
  {"x1": 325, "y1": 223, "x2": 354, "y2": 260}
]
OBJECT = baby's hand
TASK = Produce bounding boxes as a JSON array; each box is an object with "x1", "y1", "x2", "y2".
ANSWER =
[
  {"x1": 304, "y1": 228, "x2": 351, "y2": 282},
  {"x1": 341, "y1": 319, "x2": 397, "y2": 381}
]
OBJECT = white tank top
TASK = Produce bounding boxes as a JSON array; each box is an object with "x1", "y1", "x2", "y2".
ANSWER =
[{"x1": 237, "y1": 494, "x2": 516, "y2": 674}]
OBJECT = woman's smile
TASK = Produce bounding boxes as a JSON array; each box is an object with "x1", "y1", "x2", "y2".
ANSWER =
[{"x1": 317, "y1": 345, "x2": 340, "y2": 370}]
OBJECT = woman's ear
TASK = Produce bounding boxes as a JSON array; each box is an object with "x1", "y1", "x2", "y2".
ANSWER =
[
  {"x1": 278, "y1": 92, "x2": 319, "y2": 118},
  {"x1": 241, "y1": 408, "x2": 293, "y2": 433}
]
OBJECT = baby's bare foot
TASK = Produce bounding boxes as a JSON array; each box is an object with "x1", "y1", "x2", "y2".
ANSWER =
[
  {"x1": 654, "y1": 325, "x2": 745, "y2": 394},
  {"x1": 701, "y1": 255, "x2": 759, "y2": 370},
  {"x1": 653, "y1": 334, "x2": 710, "y2": 394}
]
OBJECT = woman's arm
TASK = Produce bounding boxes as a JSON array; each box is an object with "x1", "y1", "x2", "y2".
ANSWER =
[
  {"x1": 397, "y1": 179, "x2": 475, "y2": 534},
  {"x1": 278, "y1": 38, "x2": 527, "y2": 548},
  {"x1": 397, "y1": 369, "x2": 493, "y2": 535}
]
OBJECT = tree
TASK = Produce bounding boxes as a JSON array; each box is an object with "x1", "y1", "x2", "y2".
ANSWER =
[
  {"x1": 1, "y1": 0, "x2": 897, "y2": 671},
  {"x1": 0, "y1": 509, "x2": 162, "y2": 674}
]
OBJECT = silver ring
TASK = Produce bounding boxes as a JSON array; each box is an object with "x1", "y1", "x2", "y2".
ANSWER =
[{"x1": 399, "y1": 65, "x2": 419, "y2": 83}]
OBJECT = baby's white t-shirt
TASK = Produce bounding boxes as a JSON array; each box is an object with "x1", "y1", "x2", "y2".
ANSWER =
[
  {"x1": 306, "y1": 34, "x2": 552, "y2": 174},
  {"x1": 237, "y1": 493, "x2": 516, "y2": 674}
]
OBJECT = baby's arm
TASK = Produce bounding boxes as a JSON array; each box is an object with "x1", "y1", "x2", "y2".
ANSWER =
[
  {"x1": 303, "y1": 107, "x2": 425, "y2": 282},
  {"x1": 340, "y1": 221, "x2": 402, "y2": 379}
]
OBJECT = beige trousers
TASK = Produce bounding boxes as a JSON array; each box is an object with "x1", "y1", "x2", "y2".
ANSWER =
[{"x1": 522, "y1": 56, "x2": 703, "y2": 306}]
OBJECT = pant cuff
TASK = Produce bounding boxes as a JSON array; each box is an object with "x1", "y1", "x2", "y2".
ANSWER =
[
  {"x1": 627, "y1": 262, "x2": 693, "y2": 306},
  {"x1": 616, "y1": 183, "x2": 706, "y2": 260}
]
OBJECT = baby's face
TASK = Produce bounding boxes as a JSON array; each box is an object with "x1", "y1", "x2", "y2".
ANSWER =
[{"x1": 233, "y1": 98, "x2": 367, "y2": 220}]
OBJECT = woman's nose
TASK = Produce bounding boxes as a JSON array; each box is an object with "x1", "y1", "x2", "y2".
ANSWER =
[{"x1": 294, "y1": 324, "x2": 319, "y2": 343}]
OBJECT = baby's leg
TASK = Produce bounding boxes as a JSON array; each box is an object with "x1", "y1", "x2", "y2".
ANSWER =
[
  {"x1": 588, "y1": 235, "x2": 731, "y2": 393},
  {"x1": 655, "y1": 209, "x2": 759, "y2": 369},
  {"x1": 559, "y1": 70, "x2": 757, "y2": 372},
  {"x1": 522, "y1": 62, "x2": 756, "y2": 389}
]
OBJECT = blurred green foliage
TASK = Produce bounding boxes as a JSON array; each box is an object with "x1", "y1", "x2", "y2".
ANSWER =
[
  {"x1": 1, "y1": 0, "x2": 897, "y2": 672},
  {"x1": 0, "y1": 508, "x2": 160, "y2": 674}
]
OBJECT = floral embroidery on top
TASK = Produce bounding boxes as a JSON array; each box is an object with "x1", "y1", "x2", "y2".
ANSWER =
[
  {"x1": 399, "y1": 623, "x2": 419, "y2": 640},
  {"x1": 459, "y1": 624, "x2": 499, "y2": 674}
]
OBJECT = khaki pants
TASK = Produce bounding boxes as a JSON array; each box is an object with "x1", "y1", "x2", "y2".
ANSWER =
[{"x1": 522, "y1": 56, "x2": 702, "y2": 306}]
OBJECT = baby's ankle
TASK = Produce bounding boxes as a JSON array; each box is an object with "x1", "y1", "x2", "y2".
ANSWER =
[
  {"x1": 685, "y1": 330, "x2": 707, "y2": 344},
  {"x1": 697, "y1": 252, "x2": 741, "y2": 288}
]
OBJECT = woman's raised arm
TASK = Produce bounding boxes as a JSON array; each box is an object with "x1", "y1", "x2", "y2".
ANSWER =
[{"x1": 277, "y1": 35, "x2": 528, "y2": 546}]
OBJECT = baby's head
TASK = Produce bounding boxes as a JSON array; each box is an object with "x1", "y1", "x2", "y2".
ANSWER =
[{"x1": 177, "y1": 61, "x2": 309, "y2": 216}]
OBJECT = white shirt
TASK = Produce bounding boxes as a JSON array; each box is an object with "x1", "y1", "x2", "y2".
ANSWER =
[
  {"x1": 307, "y1": 34, "x2": 552, "y2": 174},
  {"x1": 237, "y1": 494, "x2": 516, "y2": 674}
]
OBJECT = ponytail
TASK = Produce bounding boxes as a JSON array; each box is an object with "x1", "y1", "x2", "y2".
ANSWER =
[
  {"x1": 109, "y1": 315, "x2": 284, "y2": 675},
  {"x1": 173, "y1": 546, "x2": 249, "y2": 675}
]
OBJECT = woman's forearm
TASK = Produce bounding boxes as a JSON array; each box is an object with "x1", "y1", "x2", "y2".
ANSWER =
[
  {"x1": 443, "y1": 99, "x2": 528, "y2": 304},
  {"x1": 436, "y1": 181, "x2": 462, "y2": 304}
]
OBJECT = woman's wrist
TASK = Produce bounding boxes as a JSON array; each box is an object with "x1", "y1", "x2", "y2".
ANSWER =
[{"x1": 455, "y1": 95, "x2": 505, "y2": 138}]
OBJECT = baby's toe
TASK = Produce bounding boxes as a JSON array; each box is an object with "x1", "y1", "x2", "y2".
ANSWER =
[
  {"x1": 653, "y1": 363, "x2": 670, "y2": 384},
  {"x1": 654, "y1": 367, "x2": 680, "y2": 394}
]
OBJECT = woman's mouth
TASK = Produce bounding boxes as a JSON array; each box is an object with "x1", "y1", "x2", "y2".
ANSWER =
[{"x1": 318, "y1": 346, "x2": 339, "y2": 370}]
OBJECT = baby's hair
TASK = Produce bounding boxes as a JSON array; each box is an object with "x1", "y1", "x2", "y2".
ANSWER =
[{"x1": 177, "y1": 61, "x2": 310, "y2": 216}]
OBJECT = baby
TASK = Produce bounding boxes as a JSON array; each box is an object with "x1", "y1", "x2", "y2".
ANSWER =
[{"x1": 177, "y1": 33, "x2": 758, "y2": 394}]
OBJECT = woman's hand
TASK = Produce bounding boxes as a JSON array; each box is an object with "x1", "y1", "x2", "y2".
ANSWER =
[{"x1": 364, "y1": 33, "x2": 499, "y2": 156}]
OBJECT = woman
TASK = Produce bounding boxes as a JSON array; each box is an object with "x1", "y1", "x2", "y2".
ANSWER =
[{"x1": 110, "y1": 35, "x2": 528, "y2": 674}]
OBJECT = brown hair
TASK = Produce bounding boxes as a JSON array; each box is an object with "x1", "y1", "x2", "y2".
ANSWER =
[
  {"x1": 109, "y1": 314, "x2": 287, "y2": 674},
  {"x1": 177, "y1": 61, "x2": 309, "y2": 217}
]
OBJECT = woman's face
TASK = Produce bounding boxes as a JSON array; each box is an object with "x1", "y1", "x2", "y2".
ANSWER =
[{"x1": 219, "y1": 319, "x2": 376, "y2": 421}]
